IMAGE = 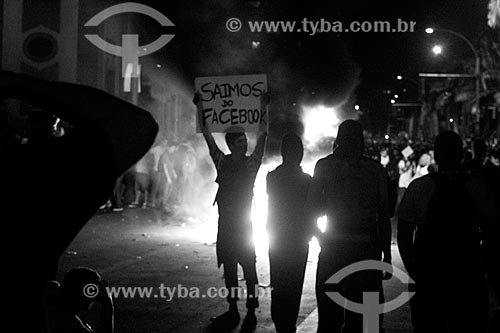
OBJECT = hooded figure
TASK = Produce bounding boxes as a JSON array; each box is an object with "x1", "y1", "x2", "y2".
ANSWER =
[
  {"x1": 266, "y1": 133, "x2": 313, "y2": 333},
  {"x1": 306, "y1": 120, "x2": 392, "y2": 333},
  {"x1": 332, "y1": 119, "x2": 364, "y2": 159}
]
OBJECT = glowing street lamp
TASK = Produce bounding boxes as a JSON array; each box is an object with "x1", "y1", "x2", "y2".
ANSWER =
[
  {"x1": 426, "y1": 26, "x2": 481, "y2": 133},
  {"x1": 432, "y1": 45, "x2": 443, "y2": 55},
  {"x1": 354, "y1": 104, "x2": 360, "y2": 111},
  {"x1": 390, "y1": 99, "x2": 396, "y2": 104}
]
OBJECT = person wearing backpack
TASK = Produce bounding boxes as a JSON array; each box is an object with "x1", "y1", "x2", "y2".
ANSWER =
[{"x1": 397, "y1": 131, "x2": 489, "y2": 333}]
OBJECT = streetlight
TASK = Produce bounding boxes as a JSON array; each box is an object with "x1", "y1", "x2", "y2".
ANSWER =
[
  {"x1": 432, "y1": 45, "x2": 443, "y2": 55},
  {"x1": 426, "y1": 27, "x2": 481, "y2": 133}
]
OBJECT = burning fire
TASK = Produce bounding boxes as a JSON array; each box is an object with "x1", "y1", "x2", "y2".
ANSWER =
[
  {"x1": 301, "y1": 105, "x2": 340, "y2": 150},
  {"x1": 190, "y1": 104, "x2": 340, "y2": 262}
]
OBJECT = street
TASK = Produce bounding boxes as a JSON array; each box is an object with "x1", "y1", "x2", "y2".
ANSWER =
[{"x1": 58, "y1": 207, "x2": 413, "y2": 333}]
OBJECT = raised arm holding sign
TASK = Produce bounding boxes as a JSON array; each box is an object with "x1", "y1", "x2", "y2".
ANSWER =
[
  {"x1": 195, "y1": 74, "x2": 268, "y2": 134},
  {"x1": 192, "y1": 80, "x2": 268, "y2": 331}
]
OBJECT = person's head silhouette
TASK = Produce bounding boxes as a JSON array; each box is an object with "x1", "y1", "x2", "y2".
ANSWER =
[
  {"x1": 434, "y1": 131, "x2": 463, "y2": 171},
  {"x1": 225, "y1": 126, "x2": 247, "y2": 158},
  {"x1": 333, "y1": 119, "x2": 364, "y2": 158},
  {"x1": 61, "y1": 267, "x2": 104, "y2": 312},
  {"x1": 280, "y1": 133, "x2": 303, "y2": 166}
]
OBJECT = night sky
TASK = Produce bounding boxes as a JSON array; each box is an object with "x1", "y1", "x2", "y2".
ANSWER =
[{"x1": 131, "y1": 0, "x2": 491, "y2": 138}]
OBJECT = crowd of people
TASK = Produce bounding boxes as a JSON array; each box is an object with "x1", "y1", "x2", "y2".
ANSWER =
[
  {"x1": 100, "y1": 137, "x2": 200, "y2": 216},
  {"x1": 196, "y1": 106, "x2": 499, "y2": 332},
  {"x1": 365, "y1": 133, "x2": 499, "y2": 218},
  {"x1": 1, "y1": 70, "x2": 498, "y2": 332}
]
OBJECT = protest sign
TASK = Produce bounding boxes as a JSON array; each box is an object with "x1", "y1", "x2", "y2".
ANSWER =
[{"x1": 194, "y1": 74, "x2": 268, "y2": 133}]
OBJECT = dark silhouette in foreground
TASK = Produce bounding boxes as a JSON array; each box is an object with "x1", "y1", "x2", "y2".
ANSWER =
[
  {"x1": 267, "y1": 133, "x2": 313, "y2": 333},
  {"x1": 397, "y1": 131, "x2": 489, "y2": 333},
  {"x1": 194, "y1": 92, "x2": 268, "y2": 332},
  {"x1": 46, "y1": 267, "x2": 114, "y2": 333},
  {"x1": 0, "y1": 71, "x2": 158, "y2": 332},
  {"x1": 306, "y1": 120, "x2": 392, "y2": 333}
]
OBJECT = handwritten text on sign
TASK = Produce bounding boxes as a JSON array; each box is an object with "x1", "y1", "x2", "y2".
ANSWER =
[{"x1": 195, "y1": 74, "x2": 268, "y2": 133}]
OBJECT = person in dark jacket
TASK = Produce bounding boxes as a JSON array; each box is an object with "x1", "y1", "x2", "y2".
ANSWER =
[
  {"x1": 267, "y1": 133, "x2": 313, "y2": 333},
  {"x1": 306, "y1": 120, "x2": 392, "y2": 333}
]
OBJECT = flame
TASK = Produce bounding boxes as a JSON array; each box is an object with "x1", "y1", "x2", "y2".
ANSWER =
[{"x1": 301, "y1": 105, "x2": 340, "y2": 150}]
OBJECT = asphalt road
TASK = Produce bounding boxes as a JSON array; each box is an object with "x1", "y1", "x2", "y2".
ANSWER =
[{"x1": 58, "y1": 207, "x2": 416, "y2": 333}]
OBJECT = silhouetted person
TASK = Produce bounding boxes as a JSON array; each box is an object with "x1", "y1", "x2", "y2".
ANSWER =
[
  {"x1": 0, "y1": 71, "x2": 158, "y2": 332},
  {"x1": 194, "y1": 93, "x2": 268, "y2": 332},
  {"x1": 467, "y1": 148, "x2": 500, "y2": 333},
  {"x1": 397, "y1": 131, "x2": 489, "y2": 333},
  {"x1": 267, "y1": 133, "x2": 313, "y2": 333},
  {"x1": 306, "y1": 120, "x2": 392, "y2": 333},
  {"x1": 46, "y1": 267, "x2": 114, "y2": 333}
]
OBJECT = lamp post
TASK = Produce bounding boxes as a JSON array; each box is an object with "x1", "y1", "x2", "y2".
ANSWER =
[
  {"x1": 425, "y1": 27, "x2": 481, "y2": 135},
  {"x1": 395, "y1": 76, "x2": 422, "y2": 137}
]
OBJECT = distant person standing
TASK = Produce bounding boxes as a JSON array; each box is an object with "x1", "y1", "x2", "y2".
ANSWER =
[
  {"x1": 396, "y1": 146, "x2": 414, "y2": 212},
  {"x1": 266, "y1": 133, "x2": 313, "y2": 333},
  {"x1": 129, "y1": 154, "x2": 152, "y2": 208},
  {"x1": 380, "y1": 146, "x2": 399, "y2": 218},
  {"x1": 306, "y1": 120, "x2": 392, "y2": 333},
  {"x1": 397, "y1": 131, "x2": 489, "y2": 333},
  {"x1": 149, "y1": 139, "x2": 169, "y2": 208},
  {"x1": 194, "y1": 92, "x2": 268, "y2": 332},
  {"x1": 410, "y1": 152, "x2": 431, "y2": 183}
]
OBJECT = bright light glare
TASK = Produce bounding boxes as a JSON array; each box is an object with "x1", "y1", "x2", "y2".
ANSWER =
[
  {"x1": 390, "y1": 99, "x2": 396, "y2": 104},
  {"x1": 396, "y1": 75, "x2": 403, "y2": 80},
  {"x1": 449, "y1": 118, "x2": 454, "y2": 123},
  {"x1": 301, "y1": 105, "x2": 340, "y2": 149},
  {"x1": 251, "y1": 162, "x2": 277, "y2": 257},
  {"x1": 425, "y1": 28, "x2": 434, "y2": 34},
  {"x1": 317, "y1": 216, "x2": 327, "y2": 233},
  {"x1": 394, "y1": 95, "x2": 399, "y2": 99},
  {"x1": 432, "y1": 45, "x2": 443, "y2": 55},
  {"x1": 385, "y1": 134, "x2": 390, "y2": 140},
  {"x1": 354, "y1": 105, "x2": 360, "y2": 111},
  {"x1": 251, "y1": 158, "x2": 323, "y2": 258}
]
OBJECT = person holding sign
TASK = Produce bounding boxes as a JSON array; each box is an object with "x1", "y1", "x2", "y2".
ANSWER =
[{"x1": 193, "y1": 91, "x2": 268, "y2": 332}]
